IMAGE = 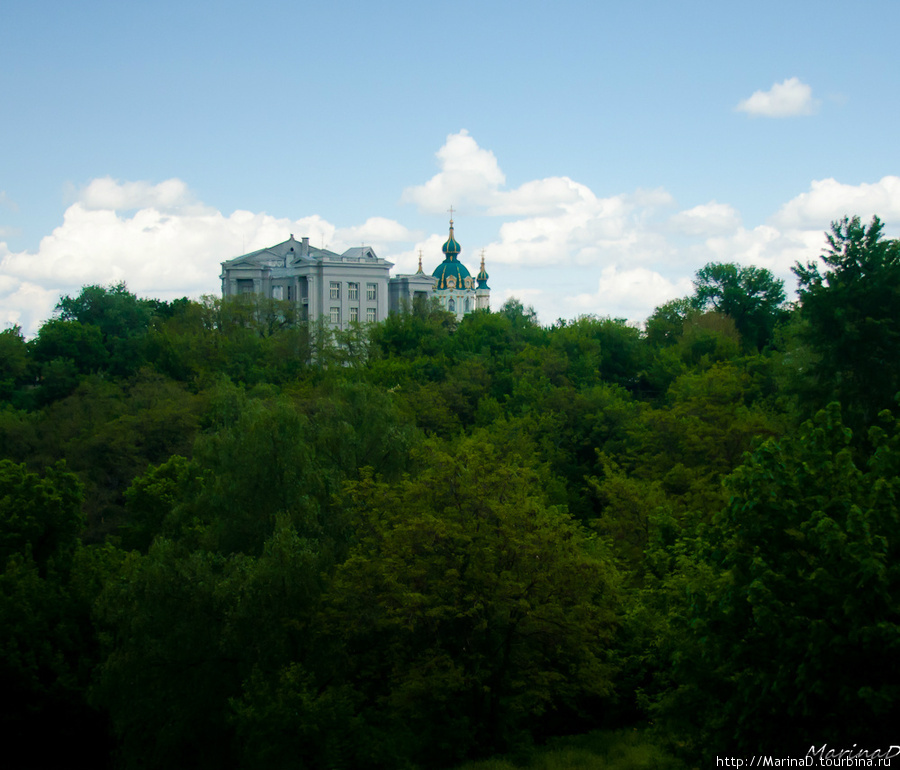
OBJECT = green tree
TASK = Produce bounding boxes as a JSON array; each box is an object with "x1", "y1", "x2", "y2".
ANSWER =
[
  {"x1": 55, "y1": 282, "x2": 162, "y2": 377},
  {"x1": 658, "y1": 404, "x2": 900, "y2": 755},
  {"x1": 0, "y1": 460, "x2": 83, "y2": 572},
  {"x1": 326, "y1": 436, "x2": 620, "y2": 765},
  {"x1": 191, "y1": 395, "x2": 322, "y2": 555},
  {"x1": 29, "y1": 318, "x2": 108, "y2": 372},
  {"x1": 691, "y1": 262, "x2": 786, "y2": 351},
  {"x1": 94, "y1": 521, "x2": 331, "y2": 770},
  {"x1": 792, "y1": 215, "x2": 900, "y2": 428},
  {"x1": 549, "y1": 316, "x2": 647, "y2": 392},
  {"x1": 56, "y1": 282, "x2": 154, "y2": 336},
  {"x1": 92, "y1": 541, "x2": 242, "y2": 770},
  {"x1": 0, "y1": 462, "x2": 113, "y2": 765},
  {"x1": 122, "y1": 454, "x2": 204, "y2": 552},
  {"x1": 0, "y1": 326, "x2": 28, "y2": 403},
  {"x1": 369, "y1": 301, "x2": 456, "y2": 360},
  {"x1": 645, "y1": 298, "x2": 692, "y2": 349}
]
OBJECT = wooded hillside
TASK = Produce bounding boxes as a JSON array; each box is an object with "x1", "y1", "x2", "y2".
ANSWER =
[{"x1": 2, "y1": 216, "x2": 898, "y2": 768}]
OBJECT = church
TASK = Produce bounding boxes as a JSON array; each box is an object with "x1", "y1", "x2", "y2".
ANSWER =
[{"x1": 220, "y1": 218, "x2": 490, "y2": 327}]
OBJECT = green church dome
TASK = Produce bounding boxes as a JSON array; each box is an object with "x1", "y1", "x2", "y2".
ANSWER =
[
  {"x1": 433, "y1": 260, "x2": 471, "y2": 290},
  {"x1": 432, "y1": 219, "x2": 472, "y2": 290},
  {"x1": 476, "y1": 250, "x2": 490, "y2": 289},
  {"x1": 442, "y1": 227, "x2": 461, "y2": 257}
]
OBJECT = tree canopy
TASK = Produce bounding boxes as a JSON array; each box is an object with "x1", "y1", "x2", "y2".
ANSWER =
[
  {"x1": 793, "y1": 215, "x2": 900, "y2": 428},
  {"x1": 2, "y1": 219, "x2": 898, "y2": 768}
]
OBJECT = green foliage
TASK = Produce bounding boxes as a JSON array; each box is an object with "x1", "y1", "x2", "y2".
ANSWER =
[
  {"x1": 302, "y1": 379, "x2": 419, "y2": 482},
  {"x1": 53, "y1": 282, "x2": 160, "y2": 378},
  {"x1": 123, "y1": 454, "x2": 204, "y2": 552},
  {"x1": 676, "y1": 311, "x2": 742, "y2": 366},
  {"x1": 0, "y1": 463, "x2": 113, "y2": 764},
  {"x1": 792, "y1": 215, "x2": 900, "y2": 428},
  {"x1": 93, "y1": 541, "x2": 242, "y2": 769},
  {"x1": 587, "y1": 455, "x2": 668, "y2": 569},
  {"x1": 56, "y1": 282, "x2": 155, "y2": 337},
  {"x1": 658, "y1": 403, "x2": 900, "y2": 755},
  {"x1": 644, "y1": 298, "x2": 692, "y2": 349},
  {"x1": 11, "y1": 231, "x2": 900, "y2": 766},
  {"x1": 370, "y1": 301, "x2": 456, "y2": 360},
  {"x1": 32, "y1": 371, "x2": 202, "y2": 540},
  {"x1": 499, "y1": 296, "x2": 541, "y2": 336},
  {"x1": 28, "y1": 319, "x2": 109, "y2": 402},
  {"x1": 191, "y1": 395, "x2": 322, "y2": 554},
  {"x1": 0, "y1": 459, "x2": 83, "y2": 571},
  {"x1": 453, "y1": 729, "x2": 687, "y2": 770},
  {"x1": 94, "y1": 505, "x2": 336, "y2": 769},
  {"x1": 232, "y1": 662, "x2": 362, "y2": 770},
  {"x1": 145, "y1": 294, "x2": 320, "y2": 385},
  {"x1": 548, "y1": 317, "x2": 648, "y2": 393},
  {"x1": 327, "y1": 437, "x2": 621, "y2": 765},
  {"x1": 691, "y1": 262, "x2": 787, "y2": 350},
  {"x1": 0, "y1": 325, "x2": 28, "y2": 403}
]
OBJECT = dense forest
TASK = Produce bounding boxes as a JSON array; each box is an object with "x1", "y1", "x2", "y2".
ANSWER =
[{"x1": 1, "y1": 215, "x2": 898, "y2": 768}]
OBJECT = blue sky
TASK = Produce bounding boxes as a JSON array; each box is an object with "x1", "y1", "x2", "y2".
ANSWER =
[{"x1": 3, "y1": 0, "x2": 899, "y2": 332}]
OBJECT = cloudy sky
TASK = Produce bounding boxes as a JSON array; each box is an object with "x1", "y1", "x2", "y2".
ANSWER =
[{"x1": 3, "y1": 0, "x2": 899, "y2": 333}]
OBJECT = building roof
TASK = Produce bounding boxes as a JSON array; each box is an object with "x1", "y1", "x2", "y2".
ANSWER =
[
  {"x1": 222, "y1": 235, "x2": 388, "y2": 269},
  {"x1": 340, "y1": 246, "x2": 379, "y2": 261}
]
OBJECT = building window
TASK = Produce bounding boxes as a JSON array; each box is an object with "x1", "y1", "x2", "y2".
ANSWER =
[
  {"x1": 366, "y1": 283, "x2": 377, "y2": 301},
  {"x1": 348, "y1": 282, "x2": 359, "y2": 300},
  {"x1": 272, "y1": 285, "x2": 284, "y2": 300},
  {"x1": 448, "y1": 298, "x2": 456, "y2": 312},
  {"x1": 237, "y1": 279, "x2": 254, "y2": 294},
  {"x1": 465, "y1": 297, "x2": 471, "y2": 312},
  {"x1": 366, "y1": 307, "x2": 376, "y2": 323},
  {"x1": 287, "y1": 285, "x2": 294, "y2": 302},
  {"x1": 330, "y1": 307, "x2": 340, "y2": 324},
  {"x1": 330, "y1": 282, "x2": 341, "y2": 300},
  {"x1": 350, "y1": 306, "x2": 359, "y2": 322}
]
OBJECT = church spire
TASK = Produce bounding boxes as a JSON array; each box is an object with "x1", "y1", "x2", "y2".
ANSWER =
[
  {"x1": 477, "y1": 249, "x2": 490, "y2": 289},
  {"x1": 441, "y1": 210, "x2": 461, "y2": 261}
]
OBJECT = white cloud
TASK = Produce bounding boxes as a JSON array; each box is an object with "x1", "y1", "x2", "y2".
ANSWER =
[
  {"x1": 402, "y1": 129, "x2": 505, "y2": 212},
  {"x1": 78, "y1": 177, "x2": 208, "y2": 213},
  {"x1": 772, "y1": 176, "x2": 900, "y2": 228},
  {"x1": 670, "y1": 201, "x2": 741, "y2": 235},
  {"x1": 736, "y1": 77, "x2": 819, "y2": 117},
  {"x1": 387, "y1": 234, "x2": 447, "y2": 275},
  {"x1": 403, "y1": 129, "x2": 663, "y2": 223},
  {"x1": 404, "y1": 132, "x2": 683, "y2": 275},
  {"x1": 401, "y1": 131, "x2": 900, "y2": 322},
  {"x1": 703, "y1": 224, "x2": 819, "y2": 279},
  {"x1": 568, "y1": 266, "x2": 694, "y2": 324},
  {"x1": 0, "y1": 267, "x2": 62, "y2": 333},
  {"x1": 486, "y1": 177, "x2": 593, "y2": 217},
  {"x1": 335, "y1": 217, "x2": 418, "y2": 251},
  {"x1": 698, "y1": 176, "x2": 900, "y2": 285}
]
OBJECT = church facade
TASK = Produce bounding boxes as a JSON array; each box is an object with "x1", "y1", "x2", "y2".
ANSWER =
[
  {"x1": 429, "y1": 218, "x2": 490, "y2": 319},
  {"x1": 220, "y1": 220, "x2": 489, "y2": 327}
]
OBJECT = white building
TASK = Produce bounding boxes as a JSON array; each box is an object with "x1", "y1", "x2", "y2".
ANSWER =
[{"x1": 220, "y1": 220, "x2": 489, "y2": 327}]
